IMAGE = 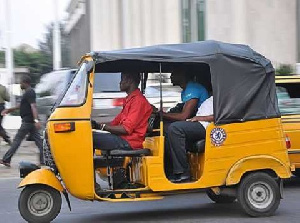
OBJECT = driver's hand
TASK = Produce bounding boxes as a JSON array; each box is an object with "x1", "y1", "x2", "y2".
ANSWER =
[{"x1": 91, "y1": 120, "x2": 101, "y2": 129}]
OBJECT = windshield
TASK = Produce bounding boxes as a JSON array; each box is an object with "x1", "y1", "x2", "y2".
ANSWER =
[{"x1": 59, "y1": 63, "x2": 89, "y2": 107}]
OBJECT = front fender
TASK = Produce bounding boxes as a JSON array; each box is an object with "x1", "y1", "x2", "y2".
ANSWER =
[
  {"x1": 18, "y1": 169, "x2": 64, "y2": 192},
  {"x1": 226, "y1": 155, "x2": 292, "y2": 185}
]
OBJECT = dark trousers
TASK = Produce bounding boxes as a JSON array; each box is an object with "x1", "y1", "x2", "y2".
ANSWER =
[
  {"x1": 166, "y1": 121, "x2": 206, "y2": 174},
  {"x1": 2, "y1": 122, "x2": 44, "y2": 164},
  {"x1": 0, "y1": 104, "x2": 10, "y2": 142},
  {"x1": 92, "y1": 132, "x2": 132, "y2": 151}
]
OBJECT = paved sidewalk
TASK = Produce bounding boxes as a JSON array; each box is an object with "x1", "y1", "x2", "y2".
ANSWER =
[{"x1": 0, "y1": 130, "x2": 40, "y2": 178}]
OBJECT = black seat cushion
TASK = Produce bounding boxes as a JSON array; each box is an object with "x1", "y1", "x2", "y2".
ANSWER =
[
  {"x1": 188, "y1": 139, "x2": 205, "y2": 153},
  {"x1": 110, "y1": 148, "x2": 151, "y2": 157},
  {"x1": 94, "y1": 156, "x2": 124, "y2": 168}
]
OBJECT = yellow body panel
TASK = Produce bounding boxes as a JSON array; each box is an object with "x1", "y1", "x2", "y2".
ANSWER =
[
  {"x1": 282, "y1": 115, "x2": 300, "y2": 168},
  {"x1": 18, "y1": 169, "x2": 64, "y2": 192},
  {"x1": 46, "y1": 60, "x2": 95, "y2": 200},
  {"x1": 276, "y1": 76, "x2": 300, "y2": 170},
  {"x1": 143, "y1": 118, "x2": 291, "y2": 191}
]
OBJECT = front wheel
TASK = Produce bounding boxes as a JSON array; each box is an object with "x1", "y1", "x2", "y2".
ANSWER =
[
  {"x1": 18, "y1": 185, "x2": 62, "y2": 223},
  {"x1": 237, "y1": 172, "x2": 280, "y2": 217}
]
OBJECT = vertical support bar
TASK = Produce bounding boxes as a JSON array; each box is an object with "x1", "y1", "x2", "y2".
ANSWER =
[{"x1": 159, "y1": 63, "x2": 163, "y2": 137}]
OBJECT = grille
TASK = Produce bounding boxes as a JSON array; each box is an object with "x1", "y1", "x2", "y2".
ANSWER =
[{"x1": 43, "y1": 131, "x2": 57, "y2": 171}]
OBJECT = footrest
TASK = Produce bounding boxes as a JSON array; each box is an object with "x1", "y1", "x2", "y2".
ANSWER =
[
  {"x1": 110, "y1": 148, "x2": 151, "y2": 157},
  {"x1": 93, "y1": 156, "x2": 124, "y2": 168}
]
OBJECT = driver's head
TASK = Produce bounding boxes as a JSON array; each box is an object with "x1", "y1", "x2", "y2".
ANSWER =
[
  {"x1": 170, "y1": 67, "x2": 193, "y2": 87},
  {"x1": 120, "y1": 72, "x2": 140, "y2": 92}
]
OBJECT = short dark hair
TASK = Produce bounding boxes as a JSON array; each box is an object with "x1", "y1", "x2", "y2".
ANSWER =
[
  {"x1": 21, "y1": 75, "x2": 31, "y2": 85},
  {"x1": 122, "y1": 72, "x2": 141, "y2": 86}
]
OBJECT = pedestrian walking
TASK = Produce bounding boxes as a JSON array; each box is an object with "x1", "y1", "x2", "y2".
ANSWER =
[
  {"x1": 0, "y1": 83, "x2": 11, "y2": 145},
  {"x1": 0, "y1": 75, "x2": 44, "y2": 167}
]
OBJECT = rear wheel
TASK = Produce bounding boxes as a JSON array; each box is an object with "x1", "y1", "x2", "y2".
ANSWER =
[
  {"x1": 237, "y1": 172, "x2": 280, "y2": 217},
  {"x1": 206, "y1": 189, "x2": 236, "y2": 203},
  {"x1": 18, "y1": 185, "x2": 62, "y2": 223}
]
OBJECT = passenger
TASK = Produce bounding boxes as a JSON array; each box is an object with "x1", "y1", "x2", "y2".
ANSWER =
[
  {"x1": 162, "y1": 67, "x2": 209, "y2": 123},
  {"x1": 92, "y1": 72, "x2": 152, "y2": 151},
  {"x1": 166, "y1": 96, "x2": 213, "y2": 183},
  {"x1": 161, "y1": 67, "x2": 208, "y2": 176}
]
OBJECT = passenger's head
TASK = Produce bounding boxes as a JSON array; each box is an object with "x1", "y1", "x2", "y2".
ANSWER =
[
  {"x1": 120, "y1": 72, "x2": 140, "y2": 92},
  {"x1": 20, "y1": 75, "x2": 31, "y2": 90},
  {"x1": 170, "y1": 67, "x2": 193, "y2": 88}
]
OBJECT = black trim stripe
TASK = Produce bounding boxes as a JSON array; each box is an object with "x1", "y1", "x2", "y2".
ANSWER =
[
  {"x1": 288, "y1": 150, "x2": 300, "y2": 154},
  {"x1": 282, "y1": 121, "x2": 300, "y2": 124}
]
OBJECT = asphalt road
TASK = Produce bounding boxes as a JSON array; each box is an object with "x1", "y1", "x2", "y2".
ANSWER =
[{"x1": 1, "y1": 177, "x2": 300, "y2": 223}]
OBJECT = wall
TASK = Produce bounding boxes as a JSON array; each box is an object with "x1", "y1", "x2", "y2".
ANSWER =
[
  {"x1": 206, "y1": 0, "x2": 297, "y2": 66},
  {"x1": 67, "y1": 0, "x2": 91, "y2": 67},
  {"x1": 89, "y1": 0, "x2": 182, "y2": 51}
]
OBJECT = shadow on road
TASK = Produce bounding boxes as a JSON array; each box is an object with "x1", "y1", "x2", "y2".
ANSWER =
[{"x1": 283, "y1": 176, "x2": 300, "y2": 188}]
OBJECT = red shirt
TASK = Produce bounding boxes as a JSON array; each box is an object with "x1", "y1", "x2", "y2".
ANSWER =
[{"x1": 110, "y1": 89, "x2": 152, "y2": 149}]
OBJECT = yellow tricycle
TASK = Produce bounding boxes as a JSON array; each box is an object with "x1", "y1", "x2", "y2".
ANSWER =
[{"x1": 17, "y1": 41, "x2": 292, "y2": 222}]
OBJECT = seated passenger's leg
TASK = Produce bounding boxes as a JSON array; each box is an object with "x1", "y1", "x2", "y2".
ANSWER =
[
  {"x1": 92, "y1": 132, "x2": 131, "y2": 152},
  {"x1": 167, "y1": 121, "x2": 206, "y2": 176}
]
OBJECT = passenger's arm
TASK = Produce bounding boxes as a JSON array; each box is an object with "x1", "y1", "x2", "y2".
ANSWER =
[
  {"x1": 188, "y1": 115, "x2": 214, "y2": 122},
  {"x1": 162, "y1": 98, "x2": 198, "y2": 121}
]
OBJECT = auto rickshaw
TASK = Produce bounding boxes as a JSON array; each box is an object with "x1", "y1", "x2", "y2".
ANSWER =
[{"x1": 17, "y1": 40, "x2": 292, "y2": 222}]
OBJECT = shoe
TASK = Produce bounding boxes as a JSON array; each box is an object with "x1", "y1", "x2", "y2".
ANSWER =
[
  {"x1": 0, "y1": 159, "x2": 11, "y2": 168},
  {"x1": 4, "y1": 137, "x2": 11, "y2": 145},
  {"x1": 171, "y1": 172, "x2": 191, "y2": 183},
  {"x1": 95, "y1": 182, "x2": 102, "y2": 194}
]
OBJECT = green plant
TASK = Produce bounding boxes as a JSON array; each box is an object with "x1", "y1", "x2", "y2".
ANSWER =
[{"x1": 276, "y1": 64, "x2": 294, "y2": 76}]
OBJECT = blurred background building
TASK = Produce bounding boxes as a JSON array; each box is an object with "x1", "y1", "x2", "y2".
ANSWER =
[{"x1": 65, "y1": 0, "x2": 300, "y2": 69}]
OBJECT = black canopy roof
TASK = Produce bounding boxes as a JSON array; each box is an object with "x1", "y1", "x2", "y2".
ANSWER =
[{"x1": 90, "y1": 40, "x2": 280, "y2": 125}]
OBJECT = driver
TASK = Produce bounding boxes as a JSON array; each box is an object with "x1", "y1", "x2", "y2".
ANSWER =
[{"x1": 92, "y1": 72, "x2": 152, "y2": 151}]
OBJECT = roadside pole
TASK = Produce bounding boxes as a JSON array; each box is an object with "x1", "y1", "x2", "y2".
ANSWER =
[
  {"x1": 53, "y1": 0, "x2": 61, "y2": 70},
  {"x1": 4, "y1": 0, "x2": 15, "y2": 107}
]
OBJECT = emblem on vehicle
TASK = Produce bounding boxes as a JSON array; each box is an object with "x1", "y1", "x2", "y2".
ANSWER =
[{"x1": 210, "y1": 127, "x2": 227, "y2": 146}]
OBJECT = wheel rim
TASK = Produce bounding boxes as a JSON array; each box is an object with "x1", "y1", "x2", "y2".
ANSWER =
[
  {"x1": 27, "y1": 189, "x2": 54, "y2": 217},
  {"x1": 247, "y1": 181, "x2": 274, "y2": 209}
]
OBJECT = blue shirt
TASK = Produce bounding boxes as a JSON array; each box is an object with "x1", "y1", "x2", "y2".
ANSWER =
[{"x1": 181, "y1": 81, "x2": 209, "y2": 108}]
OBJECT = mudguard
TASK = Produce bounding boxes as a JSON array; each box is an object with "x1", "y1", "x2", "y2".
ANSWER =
[
  {"x1": 18, "y1": 168, "x2": 64, "y2": 192},
  {"x1": 226, "y1": 155, "x2": 291, "y2": 185}
]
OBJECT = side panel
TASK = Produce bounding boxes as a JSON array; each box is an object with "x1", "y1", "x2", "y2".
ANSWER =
[
  {"x1": 144, "y1": 118, "x2": 291, "y2": 191},
  {"x1": 282, "y1": 115, "x2": 300, "y2": 169},
  {"x1": 199, "y1": 118, "x2": 291, "y2": 187},
  {"x1": 47, "y1": 68, "x2": 95, "y2": 200}
]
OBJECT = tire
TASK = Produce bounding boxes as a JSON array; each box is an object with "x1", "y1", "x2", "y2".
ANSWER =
[
  {"x1": 237, "y1": 172, "x2": 280, "y2": 217},
  {"x1": 18, "y1": 185, "x2": 62, "y2": 223},
  {"x1": 206, "y1": 189, "x2": 236, "y2": 203}
]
